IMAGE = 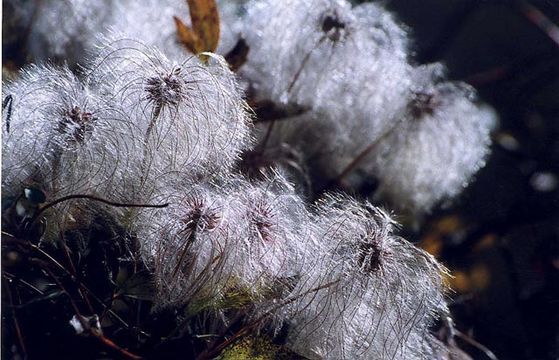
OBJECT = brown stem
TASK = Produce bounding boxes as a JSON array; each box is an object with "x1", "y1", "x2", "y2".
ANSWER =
[
  {"x1": 27, "y1": 194, "x2": 168, "y2": 229},
  {"x1": 286, "y1": 35, "x2": 327, "y2": 95},
  {"x1": 170, "y1": 231, "x2": 195, "y2": 282},
  {"x1": 95, "y1": 334, "x2": 143, "y2": 360},
  {"x1": 3, "y1": 234, "x2": 131, "y2": 329},
  {"x1": 39, "y1": 262, "x2": 84, "y2": 315},
  {"x1": 515, "y1": 0, "x2": 559, "y2": 47},
  {"x1": 58, "y1": 230, "x2": 95, "y2": 313},
  {"x1": 332, "y1": 140, "x2": 378, "y2": 186},
  {"x1": 140, "y1": 104, "x2": 162, "y2": 185},
  {"x1": 258, "y1": 35, "x2": 327, "y2": 152},
  {"x1": 322, "y1": 120, "x2": 403, "y2": 193}
]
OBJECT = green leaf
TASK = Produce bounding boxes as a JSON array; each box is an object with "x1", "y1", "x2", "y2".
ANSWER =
[{"x1": 115, "y1": 270, "x2": 155, "y2": 301}]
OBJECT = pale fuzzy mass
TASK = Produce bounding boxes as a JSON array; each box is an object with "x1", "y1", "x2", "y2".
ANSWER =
[
  {"x1": 370, "y1": 64, "x2": 497, "y2": 214},
  {"x1": 243, "y1": 0, "x2": 496, "y2": 215},
  {"x1": 282, "y1": 195, "x2": 448, "y2": 359},
  {"x1": 0, "y1": 0, "x2": 498, "y2": 358},
  {"x1": 86, "y1": 35, "x2": 253, "y2": 191},
  {"x1": 5, "y1": 0, "x2": 497, "y2": 214},
  {"x1": 242, "y1": 0, "x2": 411, "y2": 140},
  {"x1": 5, "y1": 0, "x2": 245, "y2": 66}
]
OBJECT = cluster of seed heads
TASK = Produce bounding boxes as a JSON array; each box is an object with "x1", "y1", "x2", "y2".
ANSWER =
[
  {"x1": 0, "y1": 0, "x2": 491, "y2": 358},
  {"x1": 241, "y1": 0, "x2": 497, "y2": 216}
]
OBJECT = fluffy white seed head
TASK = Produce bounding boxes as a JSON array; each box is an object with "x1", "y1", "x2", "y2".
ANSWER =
[
  {"x1": 242, "y1": 0, "x2": 411, "y2": 135},
  {"x1": 138, "y1": 172, "x2": 312, "y2": 311},
  {"x1": 252, "y1": 63, "x2": 495, "y2": 216},
  {"x1": 137, "y1": 183, "x2": 231, "y2": 309},
  {"x1": 1, "y1": 63, "x2": 147, "y2": 241},
  {"x1": 24, "y1": 0, "x2": 114, "y2": 66},
  {"x1": 222, "y1": 173, "x2": 313, "y2": 291},
  {"x1": 2, "y1": 64, "x2": 138, "y2": 200},
  {"x1": 282, "y1": 195, "x2": 447, "y2": 359},
  {"x1": 370, "y1": 63, "x2": 497, "y2": 215},
  {"x1": 242, "y1": 0, "x2": 416, "y2": 193},
  {"x1": 86, "y1": 36, "x2": 253, "y2": 190}
]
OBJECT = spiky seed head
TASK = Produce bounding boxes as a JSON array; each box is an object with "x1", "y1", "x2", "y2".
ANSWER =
[
  {"x1": 145, "y1": 67, "x2": 185, "y2": 109},
  {"x1": 56, "y1": 106, "x2": 96, "y2": 145}
]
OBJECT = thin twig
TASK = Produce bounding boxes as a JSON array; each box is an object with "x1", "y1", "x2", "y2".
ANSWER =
[
  {"x1": 515, "y1": 0, "x2": 559, "y2": 47},
  {"x1": 258, "y1": 35, "x2": 327, "y2": 152},
  {"x1": 96, "y1": 335, "x2": 142, "y2": 360},
  {"x1": 38, "y1": 260, "x2": 142, "y2": 360},
  {"x1": 286, "y1": 35, "x2": 327, "y2": 96},
  {"x1": 61, "y1": 230, "x2": 96, "y2": 313},
  {"x1": 39, "y1": 262, "x2": 84, "y2": 316},
  {"x1": 2, "y1": 272, "x2": 44, "y2": 296},
  {"x1": 2, "y1": 234, "x2": 132, "y2": 329},
  {"x1": 455, "y1": 330, "x2": 499, "y2": 360},
  {"x1": 140, "y1": 103, "x2": 162, "y2": 185},
  {"x1": 332, "y1": 140, "x2": 378, "y2": 186},
  {"x1": 322, "y1": 121, "x2": 402, "y2": 193},
  {"x1": 27, "y1": 194, "x2": 168, "y2": 229}
]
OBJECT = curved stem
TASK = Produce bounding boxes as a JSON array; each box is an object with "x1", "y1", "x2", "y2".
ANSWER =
[
  {"x1": 27, "y1": 194, "x2": 168, "y2": 229},
  {"x1": 455, "y1": 330, "x2": 499, "y2": 360}
]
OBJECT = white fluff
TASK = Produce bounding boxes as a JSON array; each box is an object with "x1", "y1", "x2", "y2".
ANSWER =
[
  {"x1": 242, "y1": 0, "x2": 411, "y2": 140},
  {"x1": 138, "y1": 172, "x2": 312, "y2": 311},
  {"x1": 370, "y1": 64, "x2": 497, "y2": 214},
  {"x1": 9, "y1": 0, "x2": 246, "y2": 65},
  {"x1": 281, "y1": 196, "x2": 448, "y2": 359},
  {"x1": 86, "y1": 36, "x2": 252, "y2": 192},
  {"x1": 26, "y1": 0, "x2": 114, "y2": 66},
  {"x1": 2, "y1": 64, "x2": 137, "y2": 201}
]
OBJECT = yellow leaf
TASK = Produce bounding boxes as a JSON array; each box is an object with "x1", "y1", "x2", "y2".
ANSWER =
[
  {"x1": 473, "y1": 234, "x2": 497, "y2": 252},
  {"x1": 448, "y1": 271, "x2": 471, "y2": 293},
  {"x1": 174, "y1": 16, "x2": 202, "y2": 54},
  {"x1": 187, "y1": 0, "x2": 220, "y2": 53},
  {"x1": 470, "y1": 264, "x2": 491, "y2": 290}
]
